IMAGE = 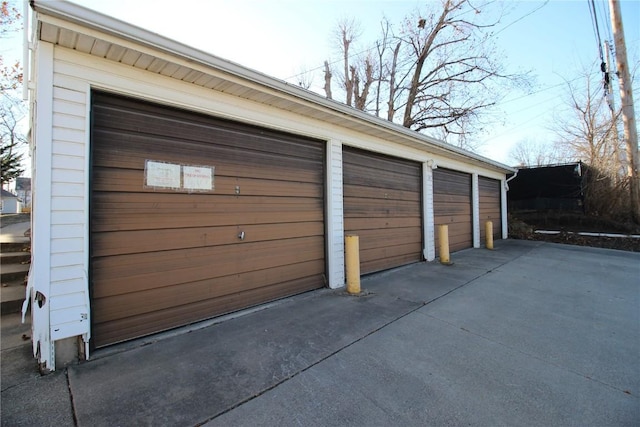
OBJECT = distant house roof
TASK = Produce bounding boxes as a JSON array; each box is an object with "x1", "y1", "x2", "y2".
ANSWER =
[{"x1": 1, "y1": 189, "x2": 19, "y2": 198}]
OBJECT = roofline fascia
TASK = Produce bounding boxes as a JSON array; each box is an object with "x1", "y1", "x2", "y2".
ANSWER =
[{"x1": 31, "y1": 0, "x2": 515, "y2": 174}]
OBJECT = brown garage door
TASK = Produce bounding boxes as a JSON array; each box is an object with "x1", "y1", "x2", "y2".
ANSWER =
[
  {"x1": 90, "y1": 92, "x2": 325, "y2": 348},
  {"x1": 479, "y1": 176, "x2": 502, "y2": 242},
  {"x1": 343, "y1": 147, "x2": 422, "y2": 274},
  {"x1": 433, "y1": 168, "x2": 472, "y2": 255}
]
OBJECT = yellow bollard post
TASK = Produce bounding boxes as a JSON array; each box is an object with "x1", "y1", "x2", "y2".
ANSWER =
[
  {"x1": 345, "y1": 234, "x2": 361, "y2": 294},
  {"x1": 438, "y1": 224, "x2": 451, "y2": 265},
  {"x1": 485, "y1": 221, "x2": 494, "y2": 250}
]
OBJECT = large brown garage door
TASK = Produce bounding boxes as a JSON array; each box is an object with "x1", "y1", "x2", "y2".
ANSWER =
[
  {"x1": 479, "y1": 176, "x2": 502, "y2": 242},
  {"x1": 343, "y1": 147, "x2": 422, "y2": 274},
  {"x1": 433, "y1": 168, "x2": 472, "y2": 255},
  {"x1": 90, "y1": 92, "x2": 325, "y2": 348}
]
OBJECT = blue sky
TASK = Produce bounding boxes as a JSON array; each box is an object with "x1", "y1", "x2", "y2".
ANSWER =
[{"x1": 9, "y1": 0, "x2": 640, "y2": 165}]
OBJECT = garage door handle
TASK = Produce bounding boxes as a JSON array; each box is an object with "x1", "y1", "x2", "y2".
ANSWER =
[{"x1": 238, "y1": 231, "x2": 245, "y2": 240}]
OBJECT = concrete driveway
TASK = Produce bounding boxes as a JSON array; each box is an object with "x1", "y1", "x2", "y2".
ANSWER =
[{"x1": 2, "y1": 240, "x2": 639, "y2": 426}]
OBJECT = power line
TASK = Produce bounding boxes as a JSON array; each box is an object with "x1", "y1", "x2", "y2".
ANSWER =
[
  {"x1": 483, "y1": 109, "x2": 556, "y2": 143},
  {"x1": 492, "y1": 0, "x2": 550, "y2": 37},
  {"x1": 494, "y1": 70, "x2": 600, "y2": 107},
  {"x1": 597, "y1": 0, "x2": 614, "y2": 44},
  {"x1": 587, "y1": 0, "x2": 605, "y2": 63}
]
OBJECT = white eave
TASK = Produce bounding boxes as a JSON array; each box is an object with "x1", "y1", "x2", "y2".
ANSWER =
[{"x1": 31, "y1": 0, "x2": 515, "y2": 174}]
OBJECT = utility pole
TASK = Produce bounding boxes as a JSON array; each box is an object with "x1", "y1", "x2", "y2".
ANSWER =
[
  {"x1": 608, "y1": 0, "x2": 640, "y2": 223},
  {"x1": 603, "y1": 40, "x2": 622, "y2": 180}
]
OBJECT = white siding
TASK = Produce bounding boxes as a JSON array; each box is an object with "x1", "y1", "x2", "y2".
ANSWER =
[
  {"x1": 501, "y1": 179, "x2": 508, "y2": 238},
  {"x1": 326, "y1": 140, "x2": 345, "y2": 289},
  {"x1": 422, "y1": 163, "x2": 435, "y2": 261},
  {"x1": 472, "y1": 173, "x2": 480, "y2": 248},
  {"x1": 48, "y1": 49, "x2": 89, "y2": 348}
]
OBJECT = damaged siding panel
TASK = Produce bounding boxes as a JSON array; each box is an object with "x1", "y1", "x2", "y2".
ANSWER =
[
  {"x1": 31, "y1": 40, "x2": 55, "y2": 371},
  {"x1": 51, "y1": 315, "x2": 88, "y2": 341},
  {"x1": 51, "y1": 304, "x2": 86, "y2": 325},
  {"x1": 50, "y1": 275, "x2": 89, "y2": 338}
]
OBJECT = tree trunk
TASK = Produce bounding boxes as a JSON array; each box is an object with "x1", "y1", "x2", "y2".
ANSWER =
[
  {"x1": 323, "y1": 61, "x2": 333, "y2": 99},
  {"x1": 387, "y1": 42, "x2": 401, "y2": 121},
  {"x1": 402, "y1": 0, "x2": 452, "y2": 128},
  {"x1": 353, "y1": 59, "x2": 374, "y2": 111},
  {"x1": 343, "y1": 31, "x2": 353, "y2": 107}
]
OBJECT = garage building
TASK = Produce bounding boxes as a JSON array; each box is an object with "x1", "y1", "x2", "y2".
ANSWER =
[{"x1": 26, "y1": 1, "x2": 514, "y2": 370}]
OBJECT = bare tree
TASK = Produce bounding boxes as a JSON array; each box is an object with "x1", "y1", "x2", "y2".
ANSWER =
[
  {"x1": 321, "y1": 0, "x2": 530, "y2": 148},
  {"x1": 374, "y1": 18, "x2": 391, "y2": 117},
  {"x1": 386, "y1": 43, "x2": 402, "y2": 121},
  {"x1": 1, "y1": 1, "x2": 23, "y2": 93},
  {"x1": 352, "y1": 55, "x2": 375, "y2": 110},
  {"x1": 554, "y1": 71, "x2": 620, "y2": 173},
  {"x1": 508, "y1": 138, "x2": 563, "y2": 167},
  {"x1": 1, "y1": 0, "x2": 26, "y2": 185},
  {"x1": 1, "y1": 101, "x2": 25, "y2": 183},
  {"x1": 398, "y1": 0, "x2": 528, "y2": 142},
  {"x1": 294, "y1": 65, "x2": 314, "y2": 90},
  {"x1": 552, "y1": 67, "x2": 630, "y2": 218},
  {"x1": 333, "y1": 18, "x2": 362, "y2": 108}
]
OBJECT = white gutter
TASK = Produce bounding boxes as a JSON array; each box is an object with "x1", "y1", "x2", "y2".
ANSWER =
[
  {"x1": 31, "y1": 0, "x2": 515, "y2": 174},
  {"x1": 505, "y1": 168, "x2": 519, "y2": 190}
]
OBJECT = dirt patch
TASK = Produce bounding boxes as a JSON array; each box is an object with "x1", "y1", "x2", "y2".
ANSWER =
[{"x1": 509, "y1": 213, "x2": 640, "y2": 252}]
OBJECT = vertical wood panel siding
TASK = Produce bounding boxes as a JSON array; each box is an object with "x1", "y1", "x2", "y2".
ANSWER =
[
  {"x1": 90, "y1": 92, "x2": 326, "y2": 348},
  {"x1": 433, "y1": 168, "x2": 472, "y2": 254},
  {"x1": 479, "y1": 176, "x2": 502, "y2": 241},
  {"x1": 343, "y1": 147, "x2": 422, "y2": 274}
]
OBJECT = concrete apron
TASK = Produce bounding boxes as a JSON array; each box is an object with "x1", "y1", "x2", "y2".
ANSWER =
[{"x1": 2, "y1": 240, "x2": 638, "y2": 426}]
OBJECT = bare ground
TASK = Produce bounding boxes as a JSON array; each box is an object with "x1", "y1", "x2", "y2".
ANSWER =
[
  {"x1": 0, "y1": 213, "x2": 30, "y2": 229},
  {"x1": 509, "y1": 212, "x2": 640, "y2": 252}
]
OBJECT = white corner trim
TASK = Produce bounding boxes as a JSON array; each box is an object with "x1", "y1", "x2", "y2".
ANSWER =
[
  {"x1": 423, "y1": 163, "x2": 435, "y2": 261},
  {"x1": 472, "y1": 173, "x2": 480, "y2": 248},
  {"x1": 83, "y1": 87, "x2": 92, "y2": 355},
  {"x1": 326, "y1": 140, "x2": 345, "y2": 289},
  {"x1": 501, "y1": 178, "x2": 508, "y2": 239},
  {"x1": 31, "y1": 40, "x2": 55, "y2": 371}
]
